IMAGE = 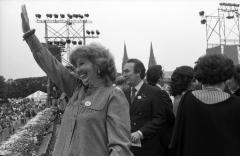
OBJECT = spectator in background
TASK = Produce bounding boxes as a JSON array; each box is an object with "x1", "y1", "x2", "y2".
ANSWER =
[
  {"x1": 24, "y1": 109, "x2": 31, "y2": 119},
  {"x1": 30, "y1": 109, "x2": 36, "y2": 117},
  {"x1": 146, "y1": 64, "x2": 175, "y2": 155},
  {"x1": 169, "y1": 54, "x2": 240, "y2": 156},
  {"x1": 51, "y1": 84, "x2": 61, "y2": 106},
  {"x1": 169, "y1": 66, "x2": 194, "y2": 116},
  {"x1": 146, "y1": 65, "x2": 164, "y2": 88},
  {"x1": 226, "y1": 64, "x2": 240, "y2": 96}
]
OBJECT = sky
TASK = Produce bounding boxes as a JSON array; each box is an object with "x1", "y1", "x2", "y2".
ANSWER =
[{"x1": 0, "y1": 0, "x2": 239, "y2": 80}]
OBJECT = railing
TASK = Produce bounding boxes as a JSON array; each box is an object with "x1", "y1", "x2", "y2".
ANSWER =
[{"x1": 0, "y1": 107, "x2": 58, "y2": 156}]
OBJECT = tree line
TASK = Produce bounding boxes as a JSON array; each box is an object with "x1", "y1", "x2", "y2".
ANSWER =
[{"x1": 0, "y1": 75, "x2": 47, "y2": 101}]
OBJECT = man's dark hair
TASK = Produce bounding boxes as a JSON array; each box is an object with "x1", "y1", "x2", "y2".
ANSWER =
[
  {"x1": 146, "y1": 65, "x2": 163, "y2": 86},
  {"x1": 126, "y1": 59, "x2": 146, "y2": 79},
  {"x1": 170, "y1": 66, "x2": 194, "y2": 96}
]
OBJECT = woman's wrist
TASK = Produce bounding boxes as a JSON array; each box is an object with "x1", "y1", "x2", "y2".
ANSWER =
[{"x1": 23, "y1": 29, "x2": 35, "y2": 40}]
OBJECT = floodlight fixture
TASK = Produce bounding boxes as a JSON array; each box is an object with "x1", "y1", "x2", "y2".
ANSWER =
[
  {"x1": 54, "y1": 14, "x2": 58, "y2": 18},
  {"x1": 199, "y1": 11, "x2": 205, "y2": 16},
  {"x1": 86, "y1": 30, "x2": 91, "y2": 35},
  {"x1": 35, "y1": 14, "x2": 41, "y2": 18},
  {"x1": 66, "y1": 39, "x2": 71, "y2": 44},
  {"x1": 84, "y1": 13, "x2": 89, "y2": 18},
  {"x1": 73, "y1": 14, "x2": 79, "y2": 18},
  {"x1": 46, "y1": 14, "x2": 53, "y2": 18},
  {"x1": 72, "y1": 41, "x2": 77, "y2": 45},
  {"x1": 96, "y1": 30, "x2": 100, "y2": 35},
  {"x1": 79, "y1": 14, "x2": 84, "y2": 19},
  {"x1": 201, "y1": 19, "x2": 206, "y2": 24},
  {"x1": 67, "y1": 14, "x2": 73, "y2": 19},
  {"x1": 60, "y1": 14, "x2": 65, "y2": 18},
  {"x1": 78, "y1": 41, "x2": 82, "y2": 45},
  {"x1": 91, "y1": 30, "x2": 95, "y2": 35}
]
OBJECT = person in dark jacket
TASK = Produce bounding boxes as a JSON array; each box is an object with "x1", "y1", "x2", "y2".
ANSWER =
[
  {"x1": 170, "y1": 54, "x2": 240, "y2": 156},
  {"x1": 146, "y1": 64, "x2": 175, "y2": 156},
  {"x1": 169, "y1": 66, "x2": 194, "y2": 116},
  {"x1": 123, "y1": 59, "x2": 174, "y2": 156}
]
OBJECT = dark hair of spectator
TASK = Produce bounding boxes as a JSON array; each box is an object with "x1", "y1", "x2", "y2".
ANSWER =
[
  {"x1": 126, "y1": 59, "x2": 146, "y2": 79},
  {"x1": 233, "y1": 64, "x2": 240, "y2": 86},
  {"x1": 170, "y1": 66, "x2": 194, "y2": 96},
  {"x1": 146, "y1": 65, "x2": 163, "y2": 86},
  {"x1": 194, "y1": 54, "x2": 234, "y2": 85},
  {"x1": 69, "y1": 43, "x2": 117, "y2": 84}
]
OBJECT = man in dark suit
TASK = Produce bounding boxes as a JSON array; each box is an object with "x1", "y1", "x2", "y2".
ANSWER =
[{"x1": 122, "y1": 59, "x2": 175, "y2": 156}]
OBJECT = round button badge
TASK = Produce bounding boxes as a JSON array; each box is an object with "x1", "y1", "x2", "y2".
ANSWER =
[{"x1": 84, "y1": 101, "x2": 91, "y2": 106}]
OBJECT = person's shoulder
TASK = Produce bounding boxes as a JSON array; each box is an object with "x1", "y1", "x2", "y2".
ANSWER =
[
  {"x1": 109, "y1": 85, "x2": 126, "y2": 96},
  {"x1": 108, "y1": 86, "x2": 129, "y2": 104},
  {"x1": 144, "y1": 83, "x2": 158, "y2": 90},
  {"x1": 145, "y1": 83, "x2": 168, "y2": 94}
]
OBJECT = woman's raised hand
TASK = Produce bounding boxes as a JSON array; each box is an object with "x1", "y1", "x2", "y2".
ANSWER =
[{"x1": 21, "y1": 4, "x2": 30, "y2": 33}]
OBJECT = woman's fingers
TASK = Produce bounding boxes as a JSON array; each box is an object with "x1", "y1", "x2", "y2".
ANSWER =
[
  {"x1": 21, "y1": 5, "x2": 27, "y2": 19},
  {"x1": 21, "y1": 4, "x2": 29, "y2": 24},
  {"x1": 21, "y1": 4, "x2": 30, "y2": 33}
]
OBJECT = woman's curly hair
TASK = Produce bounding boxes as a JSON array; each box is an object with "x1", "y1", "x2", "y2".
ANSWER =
[
  {"x1": 194, "y1": 54, "x2": 234, "y2": 85},
  {"x1": 69, "y1": 43, "x2": 116, "y2": 85},
  {"x1": 170, "y1": 66, "x2": 194, "y2": 96}
]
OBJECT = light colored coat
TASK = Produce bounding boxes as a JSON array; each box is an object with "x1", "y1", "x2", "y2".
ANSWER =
[{"x1": 25, "y1": 35, "x2": 133, "y2": 156}]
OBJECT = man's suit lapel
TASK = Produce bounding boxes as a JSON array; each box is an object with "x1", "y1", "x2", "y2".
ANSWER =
[
  {"x1": 124, "y1": 88, "x2": 131, "y2": 105},
  {"x1": 134, "y1": 82, "x2": 146, "y2": 102},
  {"x1": 131, "y1": 83, "x2": 147, "y2": 111}
]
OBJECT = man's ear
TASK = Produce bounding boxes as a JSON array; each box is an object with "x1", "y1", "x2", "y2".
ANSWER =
[{"x1": 136, "y1": 71, "x2": 142, "y2": 79}]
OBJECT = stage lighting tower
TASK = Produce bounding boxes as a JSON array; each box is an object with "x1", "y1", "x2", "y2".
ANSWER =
[{"x1": 199, "y1": 2, "x2": 239, "y2": 48}]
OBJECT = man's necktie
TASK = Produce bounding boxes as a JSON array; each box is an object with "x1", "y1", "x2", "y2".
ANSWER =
[{"x1": 130, "y1": 87, "x2": 136, "y2": 103}]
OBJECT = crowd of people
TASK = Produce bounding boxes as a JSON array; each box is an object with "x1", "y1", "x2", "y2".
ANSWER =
[
  {"x1": 9, "y1": 4, "x2": 240, "y2": 156},
  {"x1": 0, "y1": 98, "x2": 48, "y2": 142}
]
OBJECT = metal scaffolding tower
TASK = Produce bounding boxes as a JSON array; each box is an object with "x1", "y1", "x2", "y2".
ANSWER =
[
  {"x1": 35, "y1": 13, "x2": 100, "y2": 65},
  {"x1": 199, "y1": 2, "x2": 240, "y2": 49}
]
